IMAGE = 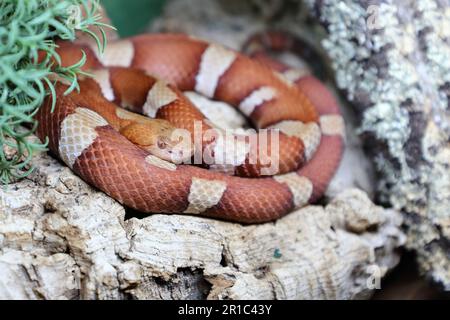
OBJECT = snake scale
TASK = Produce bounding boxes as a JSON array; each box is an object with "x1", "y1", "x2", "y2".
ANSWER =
[{"x1": 35, "y1": 32, "x2": 345, "y2": 223}]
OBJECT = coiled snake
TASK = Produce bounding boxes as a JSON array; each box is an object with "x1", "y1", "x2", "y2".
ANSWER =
[{"x1": 35, "y1": 32, "x2": 345, "y2": 223}]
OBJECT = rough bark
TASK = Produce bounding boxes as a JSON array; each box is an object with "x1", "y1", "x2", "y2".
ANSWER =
[
  {"x1": 301, "y1": 0, "x2": 450, "y2": 289},
  {"x1": 0, "y1": 149, "x2": 404, "y2": 299}
]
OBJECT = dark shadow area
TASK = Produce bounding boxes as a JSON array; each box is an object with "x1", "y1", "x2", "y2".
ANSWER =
[
  {"x1": 124, "y1": 207, "x2": 153, "y2": 220},
  {"x1": 372, "y1": 251, "x2": 450, "y2": 300}
]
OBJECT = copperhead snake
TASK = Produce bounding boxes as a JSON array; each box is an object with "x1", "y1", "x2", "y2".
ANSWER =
[{"x1": 35, "y1": 32, "x2": 345, "y2": 223}]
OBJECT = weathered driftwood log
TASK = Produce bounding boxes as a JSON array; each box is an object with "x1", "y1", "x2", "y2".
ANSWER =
[{"x1": 0, "y1": 149, "x2": 403, "y2": 299}]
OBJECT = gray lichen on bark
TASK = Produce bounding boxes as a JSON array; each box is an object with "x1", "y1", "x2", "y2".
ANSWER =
[{"x1": 302, "y1": 0, "x2": 450, "y2": 288}]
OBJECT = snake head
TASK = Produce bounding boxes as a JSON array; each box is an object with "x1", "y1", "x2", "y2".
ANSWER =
[
  {"x1": 120, "y1": 119, "x2": 193, "y2": 164},
  {"x1": 148, "y1": 134, "x2": 193, "y2": 163}
]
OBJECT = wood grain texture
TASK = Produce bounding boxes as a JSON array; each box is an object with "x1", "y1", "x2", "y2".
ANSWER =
[{"x1": 0, "y1": 148, "x2": 404, "y2": 299}]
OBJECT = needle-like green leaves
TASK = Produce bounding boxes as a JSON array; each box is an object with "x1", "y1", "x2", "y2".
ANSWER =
[{"x1": 0, "y1": 0, "x2": 112, "y2": 184}]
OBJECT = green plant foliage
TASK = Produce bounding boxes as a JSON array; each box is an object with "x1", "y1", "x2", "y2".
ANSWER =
[{"x1": 0, "y1": 0, "x2": 112, "y2": 184}]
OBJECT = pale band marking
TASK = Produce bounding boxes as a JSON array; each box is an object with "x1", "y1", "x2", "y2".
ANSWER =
[
  {"x1": 238, "y1": 86, "x2": 277, "y2": 117},
  {"x1": 143, "y1": 80, "x2": 178, "y2": 118},
  {"x1": 274, "y1": 173, "x2": 313, "y2": 208},
  {"x1": 184, "y1": 178, "x2": 227, "y2": 214},
  {"x1": 195, "y1": 44, "x2": 237, "y2": 98},
  {"x1": 91, "y1": 69, "x2": 115, "y2": 101},
  {"x1": 282, "y1": 68, "x2": 309, "y2": 83},
  {"x1": 320, "y1": 115, "x2": 345, "y2": 138},
  {"x1": 115, "y1": 108, "x2": 140, "y2": 121},
  {"x1": 212, "y1": 134, "x2": 249, "y2": 167},
  {"x1": 144, "y1": 155, "x2": 177, "y2": 171},
  {"x1": 269, "y1": 121, "x2": 321, "y2": 161},
  {"x1": 59, "y1": 108, "x2": 108, "y2": 168},
  {"x1": 90, "y1": 39, "x2": 134, "y2": 67},
  {"x1": 275, "y1": 72, "x2": 295, "y2": 87},
  {"x1": 184, "y1": 91, "x2": 246, "y2": 130}
]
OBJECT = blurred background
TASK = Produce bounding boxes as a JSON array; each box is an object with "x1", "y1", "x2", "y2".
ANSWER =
[{"x1": 102, "y1": 0, "x2": 165, "y2": 36}]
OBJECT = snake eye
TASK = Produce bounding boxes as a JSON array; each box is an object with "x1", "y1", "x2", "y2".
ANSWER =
[{"x1": 157, "y1": 140, "x2": 167, "y2": 149}]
